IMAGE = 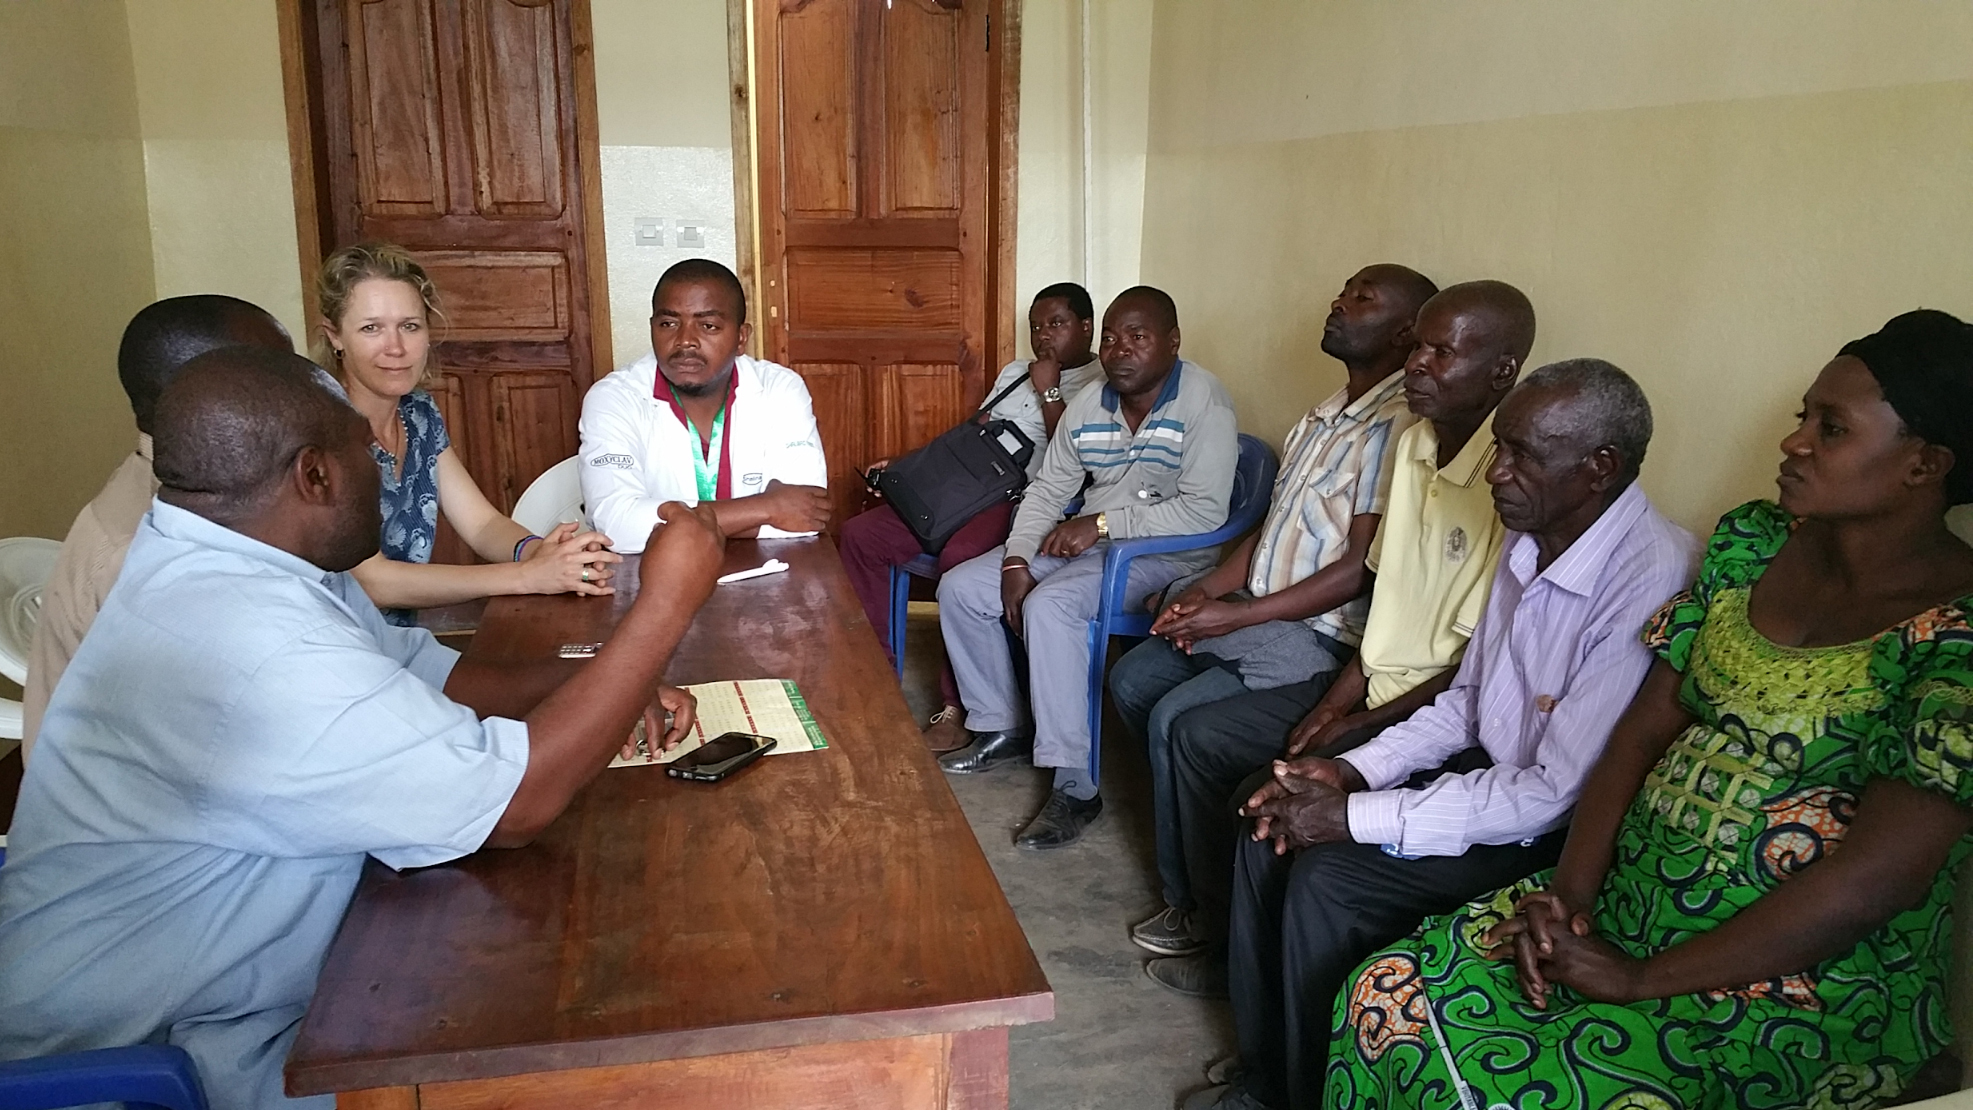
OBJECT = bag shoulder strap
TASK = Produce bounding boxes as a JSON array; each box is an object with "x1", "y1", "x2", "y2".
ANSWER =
[{"x1": 976, "y1": 367, "x2": 1034, "y2": 414}]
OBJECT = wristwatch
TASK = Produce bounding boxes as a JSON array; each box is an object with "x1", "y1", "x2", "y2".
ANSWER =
[
  {"x1": 1039, "y1": 385, "x2": 1064, "y2": 404},
  {"x1": 1095, "y1": 511, "x2": 1110, "y2": 540}
]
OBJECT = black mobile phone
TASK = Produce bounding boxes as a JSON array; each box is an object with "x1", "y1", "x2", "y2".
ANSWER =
[{"x1": 666, "y1": 732, "x2": 777, "y2": 782}]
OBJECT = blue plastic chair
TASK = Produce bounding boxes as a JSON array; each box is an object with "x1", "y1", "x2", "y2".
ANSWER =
[
  {"x1": 0, "y1": 847, "x2": 206, "y2": 1110},
  {"x1": 888, "y1": 552, "x2": 943, "y2": 679},
  {"x1": 1078, "y1": 433, "x2": 1277, "y2": 786},
  {"x1": 888, "y1": 434, "x2": 1279, "y2": 787},
  {"x1": 0, "y1": 1044, "x2": 208, "y2": 1110}
]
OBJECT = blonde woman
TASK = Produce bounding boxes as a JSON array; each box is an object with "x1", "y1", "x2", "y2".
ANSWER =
[{"x1": 315, "y1": 242, "x2": 618, "y2": 624}]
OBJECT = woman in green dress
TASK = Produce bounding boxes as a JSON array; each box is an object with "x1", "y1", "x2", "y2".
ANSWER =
[{"x1": 1326, "y1": 309, "x2": 1973, "y2": 1110}]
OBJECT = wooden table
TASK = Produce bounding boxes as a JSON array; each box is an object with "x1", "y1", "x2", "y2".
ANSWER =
[{"x1": 286, "y1": 538, "x2": 1053, "y2": 1109}]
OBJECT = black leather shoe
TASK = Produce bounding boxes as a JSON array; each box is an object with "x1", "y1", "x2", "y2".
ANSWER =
[
  {"x1": 937, "y1": 729, "x2": 1033, "y2": 774},
  {"x1": 1014, "y1": 789, "x2": 1102, "y2": 849}
]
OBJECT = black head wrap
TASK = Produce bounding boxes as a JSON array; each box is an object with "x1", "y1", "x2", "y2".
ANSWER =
[{"x1": 1839, "y1": 309, "x2": 1973, "y2": 505}]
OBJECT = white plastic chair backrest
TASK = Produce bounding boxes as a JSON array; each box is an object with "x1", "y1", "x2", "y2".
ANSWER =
[
  {"x1": 510, "y1": 457, "x2": 586, "y2": 537},
  {"x1": 0, "y1": 538, "x2": 62, "y2": 687}
]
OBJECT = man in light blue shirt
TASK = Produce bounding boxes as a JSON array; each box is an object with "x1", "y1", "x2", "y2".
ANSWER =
[{"x1": 0, "y1": 348, "x2": 726, "y2": 1110}]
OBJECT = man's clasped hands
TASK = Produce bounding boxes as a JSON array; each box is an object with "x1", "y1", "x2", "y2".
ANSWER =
[{"x1": 1237, "y1": 753, "x2": 1650, "y2": 1013}]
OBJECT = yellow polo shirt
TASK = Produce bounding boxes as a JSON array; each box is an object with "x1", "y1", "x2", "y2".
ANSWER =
[{"x1": 1357, "y1": 416, "x2": 1507, "y2": 708}]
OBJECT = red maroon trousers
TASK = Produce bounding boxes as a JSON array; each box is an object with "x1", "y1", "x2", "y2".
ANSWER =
[{"x1": 838, "y1": 500, "x2": 1015, "y2": 709}]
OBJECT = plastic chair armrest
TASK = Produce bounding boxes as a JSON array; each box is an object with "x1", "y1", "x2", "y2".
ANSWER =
[
  {"x1": 1094, "y1": 494, "x2": 1269, "y2": 623},
  {"x1": 0, "y1": 1044, "x2": 209, "y2": 1110}
]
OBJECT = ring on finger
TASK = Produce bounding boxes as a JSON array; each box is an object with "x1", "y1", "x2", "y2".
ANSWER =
[{"x1": 581, "y1": 569, "x2": 589, "y2": 582}]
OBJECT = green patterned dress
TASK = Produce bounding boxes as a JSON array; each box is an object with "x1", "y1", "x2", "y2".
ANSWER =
[{"x1": 1325, "y1": 501, "x2": 1973, "y2": 1110}]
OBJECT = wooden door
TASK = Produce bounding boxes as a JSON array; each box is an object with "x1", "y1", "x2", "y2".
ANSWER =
[
  {"x1": 751, "y1": 0, "x2": 1002, "y2": 525},
  {"x1": 300, "y1": 0, "x2": 603, "y2": 563}
]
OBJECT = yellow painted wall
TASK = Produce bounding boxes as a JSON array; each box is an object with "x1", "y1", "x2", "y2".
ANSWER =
[
  {"x1": 592, "y1": 0, "x2": 732, "y2": 150},
  {"x1": 1016, "y1": 0, "x2": 1152, "y2": 342},
  {"x1": 125, "y1": 0, "x2": 306, "y2": 343},
  {"x1": 1137, "y1": 1, "x2": 1973, "y2": 537},
  {"x1": 590, "y1": 0, "x2": 740, "y2": 371},
  {"x1": 17, "y1": 1, "x2": 1968, "y2": 545},
  {"x1": 0, "y1": 1, "x2": 157, "y2": 541}
]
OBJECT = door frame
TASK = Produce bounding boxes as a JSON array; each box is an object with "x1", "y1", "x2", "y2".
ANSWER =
[
  {"x1": 724, "y1": 0, "x2": 1021, "y2": 375},
  {"x1": 273, "y1": 0, "x2": 615, "y2": 373}
]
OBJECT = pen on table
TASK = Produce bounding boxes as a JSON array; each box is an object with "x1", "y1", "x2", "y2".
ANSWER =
[{"x1": 717, "y1": 559, "x2": 790, "y2": 585}]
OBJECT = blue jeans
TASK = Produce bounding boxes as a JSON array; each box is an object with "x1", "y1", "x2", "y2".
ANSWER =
[{"x1": 1108, "y1": 637, "x2": 1253, "y2": 910}]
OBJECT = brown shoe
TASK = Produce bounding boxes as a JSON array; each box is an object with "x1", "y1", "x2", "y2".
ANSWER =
[{"x1": 922, "y1": 705, "x2": 971, "y2": 752}]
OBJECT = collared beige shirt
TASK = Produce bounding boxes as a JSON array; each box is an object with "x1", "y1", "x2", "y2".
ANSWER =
[
  {"x1": 22, "y1": 434, "x2": 158, "y2": 761},
  {"x1": 1356, "y1": 416, "x2": 1507, "y2": 709}
]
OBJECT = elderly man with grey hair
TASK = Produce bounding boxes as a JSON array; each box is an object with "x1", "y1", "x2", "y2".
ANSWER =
[{"x1": 1191, "y1": 359, "x2": 1700, "y2": 1110}]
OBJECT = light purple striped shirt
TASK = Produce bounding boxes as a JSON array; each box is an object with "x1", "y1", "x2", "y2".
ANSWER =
[{"x1": 1342, "y1": 481, "x2": 1698, "y2": 856}]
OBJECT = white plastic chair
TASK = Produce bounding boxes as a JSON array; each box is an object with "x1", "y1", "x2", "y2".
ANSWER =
[
  {"x1": 0, "y1": 538, "x2": 62, "y2": 742},
  {"x1": 510, "y1": 457, "x2": 586, "y2": 537}
]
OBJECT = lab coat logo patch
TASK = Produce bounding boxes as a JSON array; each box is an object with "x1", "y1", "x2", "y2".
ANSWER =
[
  {"x1": 591, "y1": 453, "x2": 634, "y2": 469},
  {"x1": 741, "y1": 472, "x2": 764, "y2": 486},
  {"x1": 1445, "y1": 526, "x2": 1469, "y2": 564}
]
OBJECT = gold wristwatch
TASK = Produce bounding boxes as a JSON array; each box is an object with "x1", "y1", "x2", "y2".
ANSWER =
[{"x1": 1095, "y1": 511, "x2": 1110, "y2": 540}]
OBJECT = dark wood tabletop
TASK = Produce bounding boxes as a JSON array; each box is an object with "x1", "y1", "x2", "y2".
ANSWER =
[{"x1": 286, "y1": 538, "x2": 1052, "y2": 1096}]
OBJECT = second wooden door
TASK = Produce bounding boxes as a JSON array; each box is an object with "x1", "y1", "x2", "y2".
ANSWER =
[{"x1": 751, "y1": 0, "x2": 1003, "y2": 525}]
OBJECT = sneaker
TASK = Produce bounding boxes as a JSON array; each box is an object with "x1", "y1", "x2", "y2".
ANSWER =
[
  {"x1": 1146, "y1": 952, "x2": 1229, "y2": 999},
  {"x1": 922, "y1": 705, "x2": 971, "y2": 753},
  {"x1": 1131, "y1": 906, "x2": 1208, "y2": 958},
  {"x1": 1179, "y1": 1083, "x2": 1275, "y2": 1110},
  {"x1": 1204, "y1": 1055, "x2": 1244, "y2": 1086}
]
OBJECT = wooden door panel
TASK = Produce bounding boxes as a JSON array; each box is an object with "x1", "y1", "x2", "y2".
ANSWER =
[
  {"x1": 430, "y1": 371, "x2": 471, "y2": 471},
  {"x1": 792, "y1": 362, "x2": 866, "y2": 525},
  {"x1": 418, "y1": 249, "x2": 571, "y2": 339},
  {"x1": 464, "y1": 0, "x2": 566, "y2": 218},
  {"x1": 432, "y1": 368, "x2": 501, "y2": 503},
  {"x1": 429, "y1": 371, "x2": 474, "y2": 565},
  {"x1": 881, "y1": 0, "x2": 961, "y2": 216},
  {"x1": 888, "y1": 362, "x2": 964, "y2": 457},
  {"x1": 784, "y1": 249, "x2": 961, "y2": 335},
  {"x1": 755, "y1": 0, "x2": 999, "y2": 520},
  {"x1": 778, "y1": 0, "x2": 857, "y2": 218},
  {"x1": 346, "y1": 0, "x2": 448, "y2": 216},
  {"x1": 491, "y1": 371, "x2": 577, "y2": 512}
]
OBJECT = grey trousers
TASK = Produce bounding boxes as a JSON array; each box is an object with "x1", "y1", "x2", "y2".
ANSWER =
[{"x1": 937, "y1": 543, "x2": 1191, "y2": 774}]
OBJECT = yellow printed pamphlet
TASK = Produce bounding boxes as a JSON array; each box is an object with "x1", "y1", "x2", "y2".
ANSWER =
[{"x1": 609, "y1": 678, "x2": 827, "y2": 768}]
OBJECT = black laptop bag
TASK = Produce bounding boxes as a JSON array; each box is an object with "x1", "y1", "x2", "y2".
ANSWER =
[{"x1": 872, "y1": 372, "x2": 1040, "y2": 554}]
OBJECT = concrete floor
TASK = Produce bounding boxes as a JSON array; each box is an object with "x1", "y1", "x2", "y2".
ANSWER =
[{"x1": 896, "y1": 605, "x2": 1235, "y2": 1110}]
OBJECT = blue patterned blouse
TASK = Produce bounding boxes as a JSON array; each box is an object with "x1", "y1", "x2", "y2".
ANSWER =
[{"x1": 374, "y1": 389, "x2": 450, "y2": 625}]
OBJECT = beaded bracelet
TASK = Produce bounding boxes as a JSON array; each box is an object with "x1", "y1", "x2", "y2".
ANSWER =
[{"x1": 513, "y1": 534, "x2": 544, "y2": 562}]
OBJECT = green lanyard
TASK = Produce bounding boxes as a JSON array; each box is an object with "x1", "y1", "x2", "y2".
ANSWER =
[{"x1": 686, "y1": 404, "x2": 726, "y2": 502}]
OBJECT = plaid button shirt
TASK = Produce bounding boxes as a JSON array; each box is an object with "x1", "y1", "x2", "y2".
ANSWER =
[{"x1": 1246, "y1": 372, "x2": 1415, "y2": 646}]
